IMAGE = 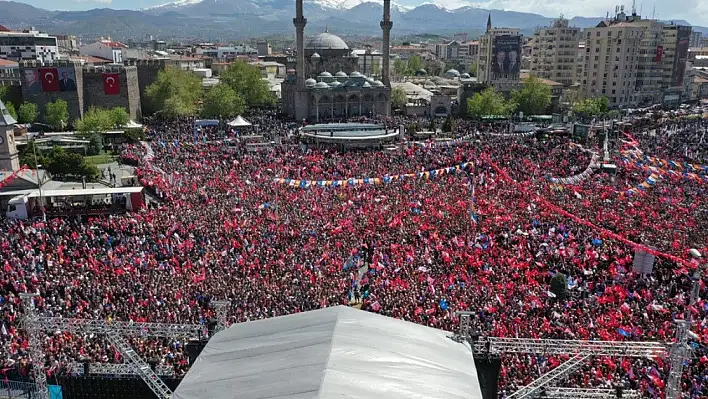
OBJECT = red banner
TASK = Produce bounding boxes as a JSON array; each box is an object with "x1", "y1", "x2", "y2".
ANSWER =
[
  {"x1": 38, "y1": 68, "x2": 59, "y2": 92},
  {"x1": 103, "y1": 73, "x2": 120, "y2": 95},
  {"x1": 655, "y1": 46, "x2": 663, "y2": 62}
]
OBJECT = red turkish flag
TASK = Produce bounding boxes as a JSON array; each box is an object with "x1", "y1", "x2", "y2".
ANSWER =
[
  {"x1": 103, "y1": 73, "x2": 120, "y2": 95},
  {"x1": 39, "y1": 68, "x2": 59, "y2": 92}
]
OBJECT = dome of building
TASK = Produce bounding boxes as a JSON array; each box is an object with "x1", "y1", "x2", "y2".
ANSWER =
[
  {"x1": 305, "y1": 78, "x2": 317, "y2": 87},
  {"x1": 329, "y1": 81, "x2": 342, "y2": 88},
  {"x1": 314, "y1": 81, "x2": 330, "y2": 89},
  {"x1": 349, "y1": 71, "x2": 363, "y2": 78},
  {"x1": 445, "y1": 69, "x2": 460, "y2": 77},
  {"x1": 319, "y1": 71, "x2": 332, "y2": 78},
  {"x1": 350, "y1": 51, "x2": 359, "y2": 58},
  {"x1": 414, "y1": 68, "x2": 427, "y2": 76},
  {"x1": 362, "y1": 81, "x2": 372, "y2": 88},
  {"x1": 373, "y1": 80, "x2": 385, "y2": 87},
  {"x1": 306, "y1": 32, "x2": 349, "y2": 51},
  {"x1": 461, "y1": 73, "x2": 471, "y2": 79},
  {"x1": 311, "y1": 52, "x2": 321, "y2": 60},
  {"x1": 335, "y1": 71, "x2": 348, "y2": 78},
  {"x1": 344, "y1": 80, "x2": 359, "y2": 87}
]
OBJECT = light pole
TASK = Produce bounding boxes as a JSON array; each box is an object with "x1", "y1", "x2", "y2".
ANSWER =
[
  {"x1": 665, "y1": 248, "x2": 705, "y2": 399},
  {"x1": 32, "y1": 141, "x2": 46, "y2": 222}
]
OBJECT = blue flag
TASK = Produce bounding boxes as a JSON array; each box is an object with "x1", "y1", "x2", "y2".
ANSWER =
[{"x1": 618, "y1": 328, "x2": 632, "y2": 337}]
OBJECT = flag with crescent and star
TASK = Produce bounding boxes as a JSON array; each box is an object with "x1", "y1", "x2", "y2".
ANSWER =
[
  {"x1": 38, "y1": 68, "x2": 59, "y2": 92},
  {"x1": 103, "y1": 73, "x2": 120, "y2": 95}
]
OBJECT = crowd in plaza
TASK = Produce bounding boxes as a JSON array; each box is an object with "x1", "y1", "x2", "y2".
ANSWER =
[{"x1": 0, "y1": 111, "x2": 706, "y2": 397}]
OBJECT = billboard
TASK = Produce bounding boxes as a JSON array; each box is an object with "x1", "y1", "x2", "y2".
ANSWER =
[
  {"x1": 672, "y1": 27, "x2": 691, "y2": 87},
  {"x1": 23, "y1": 69, "x2": 42, "y2": 95},
  {"x1": 492, "y1": 35, "x2": 521, "y2": 75}
]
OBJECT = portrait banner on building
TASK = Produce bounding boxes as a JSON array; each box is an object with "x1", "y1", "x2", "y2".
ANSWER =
[
  {"x1": 673, "y1": 28, "x2": 691, "y2": 87},
  {"x1": 492, "y1": 35, "x2": 521, "y2": 75},
  {"x1": 57, "y1": 67, "x2": 77, "y2": 92},
  {"x1": 23, "y1": 69, "x2": 42, "y2": 95},
  {"x1": 38, "y1": 67, "x2": 60, "y2": 92},
  {"x1": 655, "y1": 46, "x2": 663, "y2": 62},
  {"x1": 103, "y1": 73, "x2": 120, "y2": 95}
]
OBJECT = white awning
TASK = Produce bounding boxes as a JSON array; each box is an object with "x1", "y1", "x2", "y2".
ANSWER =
[{"x1": 227, "y1": 115, "x2": 252, "y2": 127}]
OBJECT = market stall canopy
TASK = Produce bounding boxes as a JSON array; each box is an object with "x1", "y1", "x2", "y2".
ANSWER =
[
  {"x1": 172, "y1": 306, "x2": 482, "y2": 399},
  {"x1": 227, "y1": 115, "x2": 252, "y2": 127}
]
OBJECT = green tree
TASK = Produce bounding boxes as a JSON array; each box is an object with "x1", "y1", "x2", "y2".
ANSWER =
[
  {"x1": 442, "y1": 116, "x2": 453, "y2": 133},
  {"x1": 390, "y1": 86, "x2": 407, "y2": 109},
  {"x1": 145, "y1": 68, "x2": 202, "y2": 118},
  {"x1": 429, "y1": 118, "x2": 436, "y2": 132},
  {"x1": 17, "y1": 103, "x2": 38, "y2": 124},
  {"x1": 0, "y1": 86, "x2": 9, "y2": 102},
  {"x1": 5, "y1": 102, "x2": 18, "y2": 121},
  {"x1": 86, "y1": 133, "x2": 104, "y2": 156},
  {"x1": 18, "y1": 140, "x2": 47, "y2": 169},
  {"x1": 467, "y1": 62, "x2": 477, "y2": 77},
  {"x1": 393, "y1": 58, "x2": 408, "y2": 76},
  {"x1": 467, "y1": 87, "x2": 515, "y2": 119},
  {"x1": 109, "y1": 107, "x2": 130, "y2": 127},
  {"x1": 407, "y1": 55, "x2": 423, "y2": 74},
  {"x1": 219, "y1": 61, "x2": 274, "y2": 106},
  {"x1": 512, "y1": 76, "x2": 552, "y2": 116},
  {"x1": 76, "y1": 106, "x2": 113, "y2": 135},
  {"x1": 572, "y1": 97, "x2": 610, "y2": 117},
  {"x1": 46, "y1": 146, "x2": 99, "y2": 180},
  {"x1": 200, "y1": 83, "x2": 245, "y2": 119},
  {"x1": 44, "y1": 99, "x2": 69, "y2": 131},
  {"x1": 550, "y1": 272, "x2": 569, "y2": 300},
  {"x1": 122, "y1": 128, "x2": 146, "y2": 144}
]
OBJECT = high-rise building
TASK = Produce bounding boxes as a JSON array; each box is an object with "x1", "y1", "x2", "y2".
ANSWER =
[
  {"x1": 660, "y1": 24, "x2": 692, "y2": 93},
  {"x1": 529, "y1": 17, "x2": 580, "y2": 87},
  {"x1": 629, "y1": 18, "x2": 664, "y2": 106},
  {"x1": 689, "y1": 31, "x2": 703, "y2": 48},
  {"x1": 579, "y1": 12, "x2": 643, "y2": 108},
  {"x1": 0, "y1": 29, "x2": 58, "y2": 63},
  {"x1": 477, "y1": 14, "x2": 522, "y2": 95}
]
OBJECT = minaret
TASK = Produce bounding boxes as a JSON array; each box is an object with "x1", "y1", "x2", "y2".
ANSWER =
[
  {"x1": 380, "y1": 0, "x2": 392, "y2": 87},
  {"x1": 486, "y1": 13, "x2": 492, "y2": 32},
  {"x1": 294, "y1": 0, "x2": 307, "y2": 89}
]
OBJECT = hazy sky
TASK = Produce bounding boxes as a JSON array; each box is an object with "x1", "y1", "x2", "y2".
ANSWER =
[{"x1": 10, "y1": 0, "x2": 706, "y2": 26}]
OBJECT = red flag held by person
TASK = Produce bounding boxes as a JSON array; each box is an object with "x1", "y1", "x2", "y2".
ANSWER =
[
  {"x1": 103, "y1": 73, "x2": 120, "y2": 95},
  {"x1": 39, "y1": 68, "x2": 59, "y2": 92}
]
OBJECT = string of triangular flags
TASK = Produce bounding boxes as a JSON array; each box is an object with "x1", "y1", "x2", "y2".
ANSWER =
[
  {"x1": 413, "y1": 133, "x2": 476, "y2": 148},
  {"x1": 273, "y1": 162, "x2": 474, "y2": 189},
  {"x1": 547, "y1": 152, "x2": 600, "y2": 185},
  {"x1": 488, "y1": 131, "x2": 535, "y2": 138},
  {"x1": 0, "y1": 166, "x2": 29, "y2": 191},
  {"x1": 622, "y1": 150, "x2": 708, "y2": 174},
  {"x1": 621, "y1": 152, "x2": 708, "y2": 187}
]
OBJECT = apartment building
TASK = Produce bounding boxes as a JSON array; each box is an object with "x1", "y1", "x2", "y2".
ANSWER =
[
  {"x1": 689, "y1": 31, "x2": 703, "y2": 48},
  {"x1": 0, "y1": 29, "x2": 59, "y2": 63},
  {"x1": 529, "y1": 17, "x2": 581, "y2": 87},
  {"x1": 477, "y1": 15, "x2": 522, "y2": 95},
  {"x1": 579, "y1": 18, "x2": 643, "y2": 108},
  {"x1": 433, "y1": 40, "x2": 479, "y2": 64},
  {"x1": 630, "y1": 18, "x2": 665, "y2": 106},
  {"x1": 661, "y1": 24, "x2": 692, "y2": 92}
]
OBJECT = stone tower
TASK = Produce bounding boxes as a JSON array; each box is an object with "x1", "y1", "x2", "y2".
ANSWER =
[
  {"x1": 380, "y1": 0, "x2": 393, "y2": 87},
  {"x1": 0, "y1": 99, "x2": 20, "y2": 172}
]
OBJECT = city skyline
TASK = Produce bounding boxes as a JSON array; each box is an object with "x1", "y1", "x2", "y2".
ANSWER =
[{"x1": 6, "y1": 0, "x2": 706, "y2": 27}]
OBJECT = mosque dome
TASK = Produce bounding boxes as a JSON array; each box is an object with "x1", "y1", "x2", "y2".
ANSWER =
[
  {"x1": 415, "y1": 68, "x2": 427, "y2": 76},
  {"x1": 349, "y1": 71, "x2": 363, "y2": 78},
  {"x1": 335, "y1": 71, "x2": 348, "y2": 78},
  {"x1": 306, "y1": 31, "x2": 349, "y2": 50},
  {"x1": 329, "y1": 81, "x2": 342, "y2": 88},
  {"x1": 305, "y1": 78, "x2": 317, "y2": 87},
  {"x1": 445, "y1": 69, "x2": 460, "y2": 77},
  {"x1": 373, "y1": 80, "x2": 385, "y2": 87},
  {"x1": 319, "y1": 71, "x2": 333, "y2": 78},
  {"x1": 362, "y1": 81, "x2": 372, "y2": 88},
  {"x1": 461, "y1": 73, "x2": 471, "y2": 79},
  {"x1": 314, "y1": 81, "x2": 330, "y2": 89},
  {"x1": 311, "y1": 52, "x2": 321, "y2": 60}
]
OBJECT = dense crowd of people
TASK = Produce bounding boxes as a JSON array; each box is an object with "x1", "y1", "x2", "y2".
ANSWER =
[{"x1": 0, "y1": 111, "x2": 706, "y2": 397}]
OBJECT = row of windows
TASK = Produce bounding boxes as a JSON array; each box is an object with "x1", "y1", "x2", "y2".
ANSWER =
[{"x1": 0, "y1": 37, "x2": 57, "y2": 46}]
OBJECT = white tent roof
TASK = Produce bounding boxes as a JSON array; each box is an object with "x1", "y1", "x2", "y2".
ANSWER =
[
  {"x1": 173, "y1": 306, "x2": 482, "y2": 399},
  {"x1": 227, "y1": 115, "x2": 252, "y2": 127},
  {"x1": 124, "y1": 120, "x2": 143, "y2": 128}
]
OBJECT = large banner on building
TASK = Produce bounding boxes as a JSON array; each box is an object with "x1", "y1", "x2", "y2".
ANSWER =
[
  {"x1": 103, "y1": 73, "x2": 120, "y2": 95},
  {"x1": 492, "y1": 35, "x2": 521, "y2": 75},
  {"x1": 38, "y1": 67, "x2": 60, "y2": 92},
  {"x1": 654, "y1": 46, "x2": 663, "y2": 62},
  {"x1": 672, "y1": 27, "x2": 691, "y2": 87},
  {"x1": 23, "y1": 69, "x2": 42, "y2": 95},
  {"x1": 57, "y1": 67, "x2": 77, "y2": 92}
]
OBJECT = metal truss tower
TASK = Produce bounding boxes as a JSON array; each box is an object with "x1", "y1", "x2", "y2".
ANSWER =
[
  {"x1": 211, "y1": 300, "x2": 230, "y2": 332},
  {"x1": 540, "y1": 387, "x2": 640, "y2": 399},
  {"x1": 19, "y1": 294, "x2": 49, "y2": 399},
  {"x1": 106, "y1": 332, "x2": 173, "y2": 399}
]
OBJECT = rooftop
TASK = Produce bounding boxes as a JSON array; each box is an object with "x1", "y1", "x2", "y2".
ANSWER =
[
  {"x1": 306, "y1": 32, "x2": 349, "y2": 51},
  {"x1": 520, "y1": 72, "x2": 564, "y2": 86},
  {"x1": 0, "y1": 59, "x2": 18, "y2": 68}
]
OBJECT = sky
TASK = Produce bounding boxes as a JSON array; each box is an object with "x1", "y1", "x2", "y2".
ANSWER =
[{"x1": 10, "y1": 0, "x2": 707, "y2": 25}]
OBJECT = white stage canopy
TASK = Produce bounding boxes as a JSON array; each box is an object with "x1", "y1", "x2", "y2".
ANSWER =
[
  {"x1": 227, "y1": 115, "x2": 252, "y2": 127},
  {"x1": 173, "y1": 306, "x2": 483, "y2": 399}
]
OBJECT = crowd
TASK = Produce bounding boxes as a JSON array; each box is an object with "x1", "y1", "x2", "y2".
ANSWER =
[{"x1": 0, "y1": 112, "x2": 706, "y2": 398}]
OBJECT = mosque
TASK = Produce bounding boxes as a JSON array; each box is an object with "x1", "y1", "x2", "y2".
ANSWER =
[{"x1": 281, "y1": 0, "x2": 393, "y2": 121}]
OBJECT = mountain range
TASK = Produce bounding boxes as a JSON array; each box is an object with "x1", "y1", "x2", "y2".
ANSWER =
[{"x1": 1, "y1": 0, "x2": 706, "y2": 41}]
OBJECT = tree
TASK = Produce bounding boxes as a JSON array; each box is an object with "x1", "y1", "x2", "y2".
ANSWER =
[
  {"x1": 442, "y1": 116, "x2": 453, "y2": 133},
  {"x1": 467, "y1": 62, "x2": 478, "y2": 77},
  {"x1": 550, "y1": 272, "x2": 569, "y2": 300},
  {"x1": 145, "y1": 68, "x2": 202, "y2": 118},
  {"x1": 44, "y1": 99, "x2": 69, "y2": 131},
  {"x1": 407, "y1": 55, "x2": 423, "y2": 74},
  {"x1": 109, "y1": 107, "x2": 130, "y2": 127},
  {"x1": 428, "y1": 118, "x2": 436, "y2": 132},
  {"x1": 390, "y1": 86, "x2": 407, "y2": 109},
  {"x1": 5, "y1": 102, "x2": 18, "y2": 121},
  {"x1": 572, "y1": 97, "x2": 610, "y2": 117},
  {"x1": 76, "y1": 106, "x2": 113, "y2": 135},
  {"x1": 512, "y1": 76, "x2": 552, "y2": 116},
  {"x1": 87, "y1": 133, "x2": 104, "y2": 156},
  {"x1": 201, "y1": 83, "x2": 245, "y2": 119},
  {"x1": 219, "y1": 61, "x2": 274, "y2": 106},
  {"x1": 122, "y1": 128, "x2": 146, "y2": 144},
  {"x1": 45, "y1": 146, "x2": 99, "y2": 180},
  {"x1": 17, "y1": 103, "x2": 38, "y2": 124},
  {"x1": 467, "y1": 87, "x2": 515, "y2": 119},
  {"x1": 393, "y1": 58, "x2": 408, "y2": 76},
  {"x1": 18, "y1": 140, "x2": 47, "y2": 169}
]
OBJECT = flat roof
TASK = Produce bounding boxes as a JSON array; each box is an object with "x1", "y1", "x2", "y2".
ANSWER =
[{"x1": 10, "y1": 186, "x2": 143, "y2": 199}]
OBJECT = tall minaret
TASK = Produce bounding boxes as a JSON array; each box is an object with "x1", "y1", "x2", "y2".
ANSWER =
[
  {"x1": 486, "y1": 13, "x2": 492, "y2": 32},
  {"x1": 380, "y1": 0, "x2": 392, "y2": 87},
  {"x1": 294, "y1": 0, "x2": 307, "y2": 89}
]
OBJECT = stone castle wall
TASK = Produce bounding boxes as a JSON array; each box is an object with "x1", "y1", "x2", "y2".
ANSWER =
[{"x1": 82, "y1": 65, "x2": 141, "y2": 120}]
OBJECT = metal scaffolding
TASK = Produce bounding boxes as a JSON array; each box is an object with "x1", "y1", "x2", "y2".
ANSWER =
[
  {"x1": 211, "y1": 300, "x2": 230, "y2": 333},
  {"x1": 471, "y1": 337, "x2": 669, "y2": 358},
  {"x1": 106, "y1": 332, "x2": 173, "y2": 399},
  {"x1": 505, "y1": 354, "x2": 590, "y2": 398},
  {"x1": 30, "y1": 317, "x2": 202, "y2": 339},
  {"x1": 19, "y1": 294, "x2": 49, "y2": 399},
  {"x1": 66, "y1": 363, "x2": 175, "y2": 377},
  {"x1": 540, "y1": 387, "x2": 640, "y2": 399}
]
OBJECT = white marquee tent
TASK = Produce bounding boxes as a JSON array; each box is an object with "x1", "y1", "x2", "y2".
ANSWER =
[
  {"x1": 227, "y1": 115, "x2": 252, "y2": 127},
  {"x1": 173, "y1": 306, "x2": 482, "y2": 399}
]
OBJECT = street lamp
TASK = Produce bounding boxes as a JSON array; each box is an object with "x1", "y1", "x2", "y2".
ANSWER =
[{"x1": 35, "y1": 163, "x2": 46, "y2": 222}]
